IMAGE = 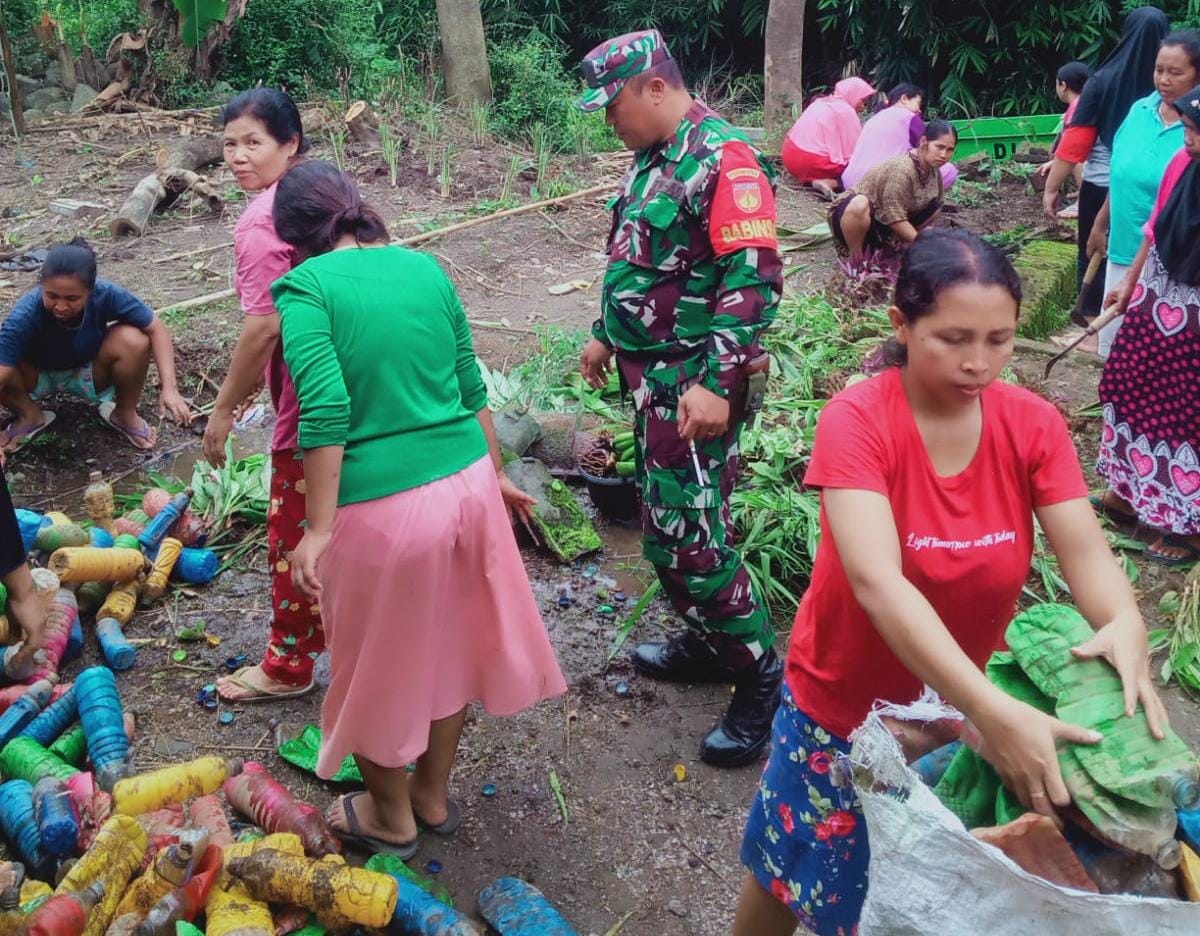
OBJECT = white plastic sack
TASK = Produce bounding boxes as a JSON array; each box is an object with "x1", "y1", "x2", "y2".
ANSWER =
[{"x1": 850, "y1": 702, "x2": 1200, "y2": 935}]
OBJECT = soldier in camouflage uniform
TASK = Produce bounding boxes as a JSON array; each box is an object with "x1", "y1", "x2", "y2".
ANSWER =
[{"x1": 576, "y1": 30, "x2": 784, "y2": 767}]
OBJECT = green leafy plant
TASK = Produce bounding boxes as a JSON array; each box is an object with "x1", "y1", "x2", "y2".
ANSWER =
[
  {"x1": 189, "y1": 435, "x2": 270, "y2": 544},
  {"x1": 327, "y1": 128, "x2": 347, "y2": 172},
  {"x1": 169, "y1": 0, "x2": 226, "y2": 47},
  {"x1": 379, "y1": 122, "x2": 400, "y2": 187}
]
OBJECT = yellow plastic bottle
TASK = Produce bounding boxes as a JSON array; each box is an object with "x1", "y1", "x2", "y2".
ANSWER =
[
  {"x1": 45, "y1": 512, "x2": 72, "y2": 528},
  {"x1": 113, "y1": 757, "x2": 243, "y2": 816},
  {"x1": 225, "y1": 849, "x2": 397, "y2": 929},
  {"x1": 1181, "y1": 842, "x2": 1200, "y2": 901},
  {"x1": 221, "y1": 833, "x2": 304, "y2": 862},
  {"x1": 48, "y1": 548, "x2": 146, "y2": 584},
  {"x1": 114, "y1": 840, "x2": 197, "y2": 917},
  {"x1": 56, "y1": 814, "x2": 147, "y2": 895},
  {"x1": 16, "y1": 880, "x2": 50, "y2": 905},
  {"x1": 204, "y1": 874, "x2": 274, "y2": 936},
  {"x1": 97, "y1": 579, "x2": 140, "y2": 628},
  {"x1": 83, "y1": 472, "x2": 116, "y2": 535},
  {"x1": 142, "y1": 539, "x2": 182, "y2": 601}
]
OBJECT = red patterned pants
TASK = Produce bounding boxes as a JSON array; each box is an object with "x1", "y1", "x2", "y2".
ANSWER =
[{"x1": 261, "y1": 449, "x2": 326, "y2": 686}]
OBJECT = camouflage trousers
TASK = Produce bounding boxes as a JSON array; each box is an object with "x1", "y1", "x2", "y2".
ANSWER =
[{"x1": 634, "y1": 398, "x2": 772, "y2": 671}]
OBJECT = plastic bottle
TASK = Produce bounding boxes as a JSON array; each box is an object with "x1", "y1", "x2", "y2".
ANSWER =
[
  {"x1": 83, "y1": 473, "x2": 115, "y2": 536},
  {"x1": 48, "y1": 549, "x2": 144, "y2": 585},
  {"x1": 16, "y1": 881, "x2": 104, "y2": 936},
  {"x1": 138, "y1": 493, "x2": 191, "y2": 553},
  {"x1": 26, "y1": 591, "x2": 77, "y2": 682},
  {"x1": 476, "y1": 878, "x2": 576, "y2": 936},
  {"x1": 114, "y1": 757, "x2": 243, "y2": 816},
  {"x1": 21, "y1": 685, "x2": 76, "y2": 747},
  {"x1": 0, "y1": 862, "x2": 26, "y2": 936},
  {"x1": 170, "y1": 550, "x2": 218, "y2": 586},
  {"x1": 33, "y1": 527, "x2": 88, "y2": 553},
  {"x1": 203, "y1": 873, "x2": 273, "y2": 936},
  {"x1": 113, "y1": 512, "x2": 149, "y2": 539},
  {"x1": 115, "y1": 842, "x2": 197, "y2": 917},
  {"x1": 169, "y1": 514, "x2": 205, "y2": 549},
  {"x1": 0, "y1": 738, "x2": 79, "y2": 784},
  {"x1": 97, "y1": 581, "x2": 138, "y2": 629},
  {"x1": 222, "y1": 763, "x2": 340, "y2": 857},
  {"x1": 0, "y1": 781, "x2": 46, "y2": 872},
  {"x1": 225, "y1": 850, "x2": 397, "y2": 929},
  {"x1": 1161, "y1": 772, "x2": 1200, "y2": 811},
  {"x1": 74, "y1": 582, "x2": 110, "y2": 618},
  {"x1": 0, "y1": 681, "x2": 54, "y2": 749},
  {"x1": 912, "y1": 740, "x2": 962, "y2": 788},
  {"x1": 1064, "y1": 823, "x2": 1179, "y2": 897},
  {"x1": 63, "y1": 616, "x2": 82, "y2": 665},
  {"x1": 45, "y1": 513, "x2": 72, "y2": 528},
  {"x1": 48, "y1": 728, "x2": 85, "y2": 768},
  {"x1": 94, "y1": 620, "x2": 136, "y2": 672},
  {"x1": 387, "y1": 876, "x2": 482, "y2": 936},
  {"x1": 63, "y1": 773, "x2": 113, "y2": 853},
  {"x1": 86, "y1": 528, "x2": 113, "y2": 549},
  {"x1": 1177, "y1": 806, "x2": 1200, "y2": 855},
  {"x1": 185, "y1": 796, "x2": 234, "y2": 849},
  {"x1": 222, "y1": 833, "x2": 304, "y2": 863},
  {"x1": 142, "y1": 540, "x2": 181, "y2": 601},
  {"x1": 32, "y1": 778, "x2": 78, "y2": 859},
  {"x1": 141, "y1": 491, "x2": 171, "y2": 518},
  {"x1": 74, "y1": 668, "x2": 129, "y2": 791},
  {"x1": 30, "y1": 571, "x2": 59, "y2": 618},
  {"x1": 16, "y1": 510, "x2": 46, "y2": 553},
  {"x1": 56, "y1": 814, "x2": 146, "y2": 896},
  {"x1": 111, "y1": 536, "x2": 140, "y2": 552},
  {"x1": 134, "y1": 846, "x2": 221, "y2": 936}
]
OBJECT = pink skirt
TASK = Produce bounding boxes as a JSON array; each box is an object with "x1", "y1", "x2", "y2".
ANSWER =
[{"x1": 315, "y1": 455, "x2": 567, "y2": 778}]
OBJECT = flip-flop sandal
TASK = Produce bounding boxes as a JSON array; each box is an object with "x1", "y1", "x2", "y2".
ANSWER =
[
  {"x1": 217, "y1": 667, "x2": 315, "y2": 703},
  {"x1": 98, "y1": 402, "x2": 156, "y2": 450},
  {"x1": 1146, "y1": 535, "x2": 1200, "y2": 568},
  {"x1": 1088, "y1": 493, "x2": 1138, "y2": 528},
  {"x1": 2, "y1": 411, "x2": 56, "y2": 453},
  {"x1": 332, "y1": 792, "x2": 418, "y2": 860},
  {"x1": 414, "y1": 799, "x2": 462, "y2": 836}
]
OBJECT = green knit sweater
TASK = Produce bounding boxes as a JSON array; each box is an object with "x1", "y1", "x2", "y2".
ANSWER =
[{"x1": 272, "y1": 246, "x2": 489, "y2": 506}]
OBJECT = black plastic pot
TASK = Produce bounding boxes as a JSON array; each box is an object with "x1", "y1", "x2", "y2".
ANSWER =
[{"x1": 578, "y1": 463, "x2": 640, "y2": 527}]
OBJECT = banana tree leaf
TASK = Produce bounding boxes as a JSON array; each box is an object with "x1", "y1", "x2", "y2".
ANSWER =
[{"x1": 170, "y1": 0, "x2": 227, "y2": 47}]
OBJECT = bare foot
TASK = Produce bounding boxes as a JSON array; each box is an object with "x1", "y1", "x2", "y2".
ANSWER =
[
  {"x1": 326, "y1": 792, "x2": 417, "y2": 845},
  {"x1": 216, "y1": 664, "x2": 310, "y2": 701},
  {"x1": 1146, "y1": 535, "x2": 1200, "y2": 565}
]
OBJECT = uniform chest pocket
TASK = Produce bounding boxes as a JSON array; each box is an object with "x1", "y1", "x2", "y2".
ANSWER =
[{"x1": 623, "y1": 191, "x2": 688, "y2": 273}]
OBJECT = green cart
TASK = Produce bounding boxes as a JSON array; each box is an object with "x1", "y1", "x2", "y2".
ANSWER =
[{"x1": 950, "y1": 114, "x2": 1064, "y2": 161}]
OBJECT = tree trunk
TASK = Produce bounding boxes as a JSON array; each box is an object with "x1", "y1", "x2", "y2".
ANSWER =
[
  {"x1": 344, "y1": 100, "x2": 380, "y2": 145},
  {"x1": 111, "y1": 134, "x2": 223, "y2": 236},
  {"x1": 764, "y1": 0, "x2": 806, "y2": 135},
  {"x1": 0, "y1": 0, "x2": 25, "y2": 135},
  {"x1": 435, "y1": 0, "x2": 492, "y2": 105}
]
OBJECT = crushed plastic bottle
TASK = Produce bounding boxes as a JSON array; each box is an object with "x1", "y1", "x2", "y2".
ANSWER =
[
  {"x1": 83, "y1": 472, "x2": 116, "y2": 536},
  {"x1": 114, "y1": 757, "x2": 243, "y2": 816},
  {"x1": 222, "y1": 763, "x2": 340, "y2": 857},
  {"x1": 477, "y1": 877, "x2": 577, "y2": 935}
]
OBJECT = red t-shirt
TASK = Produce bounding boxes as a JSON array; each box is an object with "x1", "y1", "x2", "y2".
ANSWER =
[{"x1": 786, "y1": 368, "x2": 1089, "y2": 739}]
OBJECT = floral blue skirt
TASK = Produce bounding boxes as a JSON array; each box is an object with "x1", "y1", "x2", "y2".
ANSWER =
[{"x1": 740, "y1": 684, "x2": 869, "y2": 936}]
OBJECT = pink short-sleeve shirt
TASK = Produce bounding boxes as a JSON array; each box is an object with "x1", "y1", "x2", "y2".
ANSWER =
[{"x1": 233, "y1": 182, "x2": 300, "y2": 452}]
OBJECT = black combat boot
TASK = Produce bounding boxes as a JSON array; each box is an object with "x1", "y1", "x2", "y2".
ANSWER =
[
  {"x1": 699, "y1": 647, "x2": 782, "y2": 768},
  {"x1": 631, "y1": 631, "x2": 742, "y2": 684}
]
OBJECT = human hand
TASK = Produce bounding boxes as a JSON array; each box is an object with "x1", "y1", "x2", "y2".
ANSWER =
[
  {"x1": 1035, "y1": 161, "x2": 1053, "y2": 179},
  {"x1": 202, "y1": 409, "x2": 234, "y2": 468},
  {"x1": 676, "y1": 385, "x2": 730, "y2": 442},
  {"x1": 1072, "y1": 614, "x2": 1168, "y2": 739},
  {"x1": 498, "y1": 474, "x2": 537, "y2": 526},
  {"x1": 159, "y1": 389, "x2": 193, "y2": 426},
  {"x1": 1102, "y1": 277, "x2": 1136, "y2": 317},
  {"x1": 233, "y1": 377, "x2": 266, "y2": 421},
  {"x1": 580, "y1": 339, "x2": 615, "y2": 391},
  {"x1": 1086, "y1": 225, "x2": 1108, "y2": 261},
  {"x1": 291, "y1": 529, "x2": 331, "y2": 601},
  {"x1": 972, "y1": 694, "x2": 1102, "y2": 823},
  {"x1": 1042, "y1": 190, "x2": 1061, "y2": 221}
]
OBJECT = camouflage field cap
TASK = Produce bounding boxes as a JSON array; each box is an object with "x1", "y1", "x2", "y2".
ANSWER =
[{"x1": 575, "y1": 29, "x2": 674, "y2": 112}]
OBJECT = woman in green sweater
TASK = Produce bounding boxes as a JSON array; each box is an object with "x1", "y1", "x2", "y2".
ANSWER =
[{"x1": 270, "y1": 161, "x2": 567, "y2": 858}]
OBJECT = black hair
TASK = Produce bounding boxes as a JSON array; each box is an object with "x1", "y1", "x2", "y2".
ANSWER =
[
  {"x1": 40, "y1": 236, "x2": 97, "y2": 290},
  {"x1": 272, "y1": 161, "x2": 389, "y2": 256},
  {"x1": 882, "y1": 229, "x2": 1022, "y2": 366},
  {"x1": 1056, "y1": 61, "x2": 1090, "y2": 93},
  {"x1": 631, "y1": 59, "x2": 686, "y2": 92},
  {"x1": 922, "y1": 119, "x2": 958, "y2": 143},
  {"x1": 1163, "y1": 29, "x2": 1200, "y2": 74},
  {"x1": 888, "y1": 82, "x2": 925, "y2": 106},
  {"x1": 221, "y1": 88, "x2": 309, "y2": 154}
]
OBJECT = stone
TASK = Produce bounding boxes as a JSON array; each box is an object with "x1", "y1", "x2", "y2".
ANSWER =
[
  {"x1": 70, "y1": 83, "x2": 98, "y2": 112},
  {"x1": 17, "y1": 56, "x2": 47, "y2": 79},
  {"x1": 495, "y1": 407, "x2": 542, "y2": 457},
  {"x1": 24, "y1": 87, "x2": 67, "y2": 111},
  {"x1": 667, "y1": 899, "x2": 687, "y2": 918},
  {"x1": 49, "y1": 199, "x2": 106, "y2": 219},
  {"x1": 21, "y1": 110, "x2": 45, "y2": 125},
  {"x1": 44, "y1": 61, "x2": 62, "y2": 88},
  {"x1": 15, "y1": 75, "x2": 41, "y2": 97}
]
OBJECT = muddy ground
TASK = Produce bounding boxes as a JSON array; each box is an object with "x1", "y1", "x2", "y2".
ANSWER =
[{"x1": 1, "y1": 111, "x2": 1197, "y2": 935}]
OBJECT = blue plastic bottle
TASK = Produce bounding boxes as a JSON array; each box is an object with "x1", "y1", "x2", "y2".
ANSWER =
[
  {"x1": 88, "y1": 527, "x2": 115, "y2": 548},
  {"x1": 0, "y1": 779, "x2": 47, "y2": 871},
  {"x1": 96, "y1": 619, "x2": 136, "y2": 671},
  {"x1": 912, "y1": 740, "x2": 962, "y2": 788},
  {"x1": 64, "y1": 615, "x2": 84, "y2": 664},
  {"x1": 477, "y1": 878, "x2": 577, "y2": 935},
  {"x1": 387, "y1": 876, "x2": 478, "y2": 936},
  {"x1": 33, "y1": 776, "x2": 78, "y2": 858},
  {"x1": 138, "y1": 491, "x2": 191, "y2": 552},
  {"x1": 171, "y1": 548, "x2": 219, "y2": 585},
  {"x1": 20, "y1": 684, "x2": 77, "y2": 746},
  {"x1": 75, "y1": 666, "x2": 129, "y2": 791},
  {"x1": 0, "y1": 680, "x2": 54, "y2": 748},
  {"x1": 1178, "y1": 807, "x2": 1200, "y2": 854},
  {"x1": 15, "y1": 510, "x2": 47, "y2": 554}
]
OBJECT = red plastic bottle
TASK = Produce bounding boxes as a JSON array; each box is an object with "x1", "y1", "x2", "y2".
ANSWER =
[
  {"x1": 222, "y1": 763, "x2": 339, "y2": 857},
  {"x1": 16, "y1": 881, "x2": 104, "y2": 936}
]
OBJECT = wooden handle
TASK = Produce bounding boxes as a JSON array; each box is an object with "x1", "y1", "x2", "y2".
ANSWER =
[{"x1": 1083, "y1": 250, "x2": 1104, "y2": 287}]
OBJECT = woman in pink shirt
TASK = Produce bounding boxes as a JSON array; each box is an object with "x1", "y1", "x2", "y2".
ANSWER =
[
  {"x1": 201, "y1": 89, "x2": 325, "y2": 702},
  {"x1": 781, "y1": 77, "x2": 876, "y2": 198}
]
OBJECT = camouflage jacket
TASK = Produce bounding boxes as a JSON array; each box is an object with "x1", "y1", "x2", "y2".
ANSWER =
[{"x1": 594, "y1": 100, "x2": 783, "y2": 410}]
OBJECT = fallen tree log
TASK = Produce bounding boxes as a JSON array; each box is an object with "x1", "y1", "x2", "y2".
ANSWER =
[
  {"x1": 161, "y1": 168, "x2": 221, "y2": 212},
  {"x1": 109, "y1": 175, "x2": 166, "y2": 237},
  {"x1": 109, "y1": 135, "x2": 223, "y2": 236}
]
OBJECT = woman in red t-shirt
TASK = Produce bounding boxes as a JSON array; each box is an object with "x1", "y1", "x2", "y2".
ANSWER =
[{"x1": 733, "y1": 228, "x2": 1166, "y2": 936}]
